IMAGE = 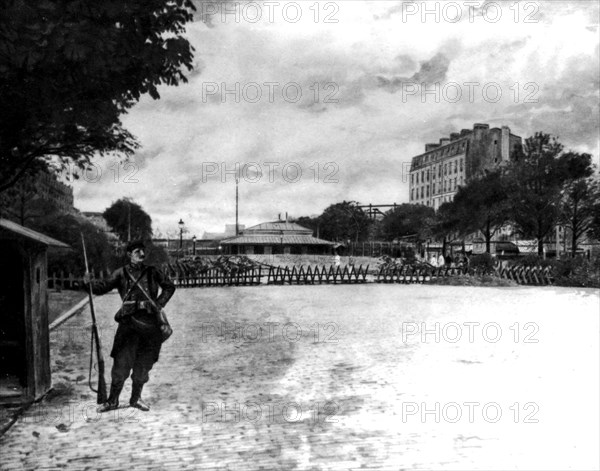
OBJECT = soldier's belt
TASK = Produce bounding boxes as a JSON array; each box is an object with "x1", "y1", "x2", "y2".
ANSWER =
[{"x1": 122, "y1": 300, "x2": 152, "y2": 311}]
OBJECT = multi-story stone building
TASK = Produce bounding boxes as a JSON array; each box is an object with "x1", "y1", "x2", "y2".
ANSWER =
[
  {"x1": 36, "y1": 171, "x2": 74, "y2": 213},
  {"x1": 409, "y1": 123, "x2": 522, "y2": 210}
]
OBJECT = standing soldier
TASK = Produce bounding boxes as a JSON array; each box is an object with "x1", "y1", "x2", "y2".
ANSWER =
[{"x1": 84, "y1": 240, "x2": 175, "y2": 412}]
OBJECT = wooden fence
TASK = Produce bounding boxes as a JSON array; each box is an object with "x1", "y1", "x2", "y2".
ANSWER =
[
  {"x1": 266, "y1": 265, "x2": 369, "y2": 285},
  {"x1": 48, "y1": 271, "x2": 104, "y2": 290}
]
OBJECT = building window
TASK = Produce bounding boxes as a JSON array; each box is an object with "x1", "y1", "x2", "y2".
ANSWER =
[
  {"x1": 421, "y1": 187, "x2": 424, "y2": 198},
  {"x1": 411, "y1": 174, "x2": 414, "y2": 184},
  {"x1": 426, "y1": 186, "x2": 429, "y2": 196},
  {"x1": 444, "y1": 164, "x2": 447, "y2": 175},
  {"x1": 454, "y1": 161, "x2": 458, "y2": 174},
  {"x1": 410, "y1": 189, "x2": 413, "y2": 200},
  {"x1": 421, "y1": 170, "x2": 424, "y2": 182},
  {"x1": 460, "y1": 159, "x2": 463, "y2": 172}
]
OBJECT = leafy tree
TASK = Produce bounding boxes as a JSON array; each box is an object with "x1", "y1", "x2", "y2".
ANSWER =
[
  {"x1": 0, "y1": 165, "x2": 61, "y2": 225},
  {"x1": 0, "y1": 0, "x2": 195, "y2": 193},
  {"x1": 451, "y1": 170, "x2": 510, "y2": 253},
  {"x1": 380, "y1": 203, "x2": 435, "y2": 242},
  {"x1": 292, "y1": 216, "x2": 321, "y2": 237},
  {"x1": 318, "y1": 201, "x2": 371, "y2": 242},
  {"x1": 588, "y1": 201, "x2": 600, "y2": 242},
  {"x1": 103, "y1": 198, "x2": 152, "y2": 242},
  {"x1": 32, "y1": 213, "x2": 119, "y2": 275},
  {"x1": 431, "y1": 201, "x2": 462, "y2": 252},
  {"x1": 554, "y1": 152, "x2": 597, "y2": 255},
  {"x1": 560, "y1": 177, "x2": 600, "y2": 255},
  {"x1": 506, "y1": 133, "x2": 569, "y2": 255}
]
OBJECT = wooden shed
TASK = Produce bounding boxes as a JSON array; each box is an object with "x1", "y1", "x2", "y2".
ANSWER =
[{"x1": 0, "y1": 218, "x2": 69, "y2": 403}]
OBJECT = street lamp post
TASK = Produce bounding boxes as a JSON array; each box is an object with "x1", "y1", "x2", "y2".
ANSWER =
[
  {"x1": 192, "y1": 235, "x2": 196, "y2": 256},
  {"x1": 178, "y1": 219, "x2": 184, "y2": 259}
]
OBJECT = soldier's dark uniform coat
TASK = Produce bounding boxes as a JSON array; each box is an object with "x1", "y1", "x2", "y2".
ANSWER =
[{"x1": 90, "y1": 264, "x2": 175, "y2": 387}]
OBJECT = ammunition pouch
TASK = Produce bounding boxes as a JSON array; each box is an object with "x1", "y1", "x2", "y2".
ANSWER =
[{"x1": 114, "y1": 300, "x2": 156, "y2": 323}]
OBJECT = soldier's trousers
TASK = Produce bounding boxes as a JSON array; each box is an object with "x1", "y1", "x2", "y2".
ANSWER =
[{"x1": 110, "y1": 322, "x2": 163, "y2": 387}]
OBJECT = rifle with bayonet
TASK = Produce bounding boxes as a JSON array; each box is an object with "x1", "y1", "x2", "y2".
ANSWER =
[{"x1": 81, "y1": 234, "x2": 107, "y2": 404}]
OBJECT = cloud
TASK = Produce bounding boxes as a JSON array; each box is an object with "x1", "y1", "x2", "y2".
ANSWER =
[
  {"x1": 376, "y1": 52, "x2": 452, "y2": 93},
  {"x1": 73, "y1": 1, "x2": 599, "y2": 236}
]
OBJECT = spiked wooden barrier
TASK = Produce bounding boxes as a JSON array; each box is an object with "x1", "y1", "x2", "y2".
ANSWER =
[
  {"x1": 376, "y1": 265, "x2": 467, "y2": 284},
  {"x1": 170, "y1": 266, "x2": 263, "y2": 287},
  {"x1": 266, "y1": 265, "x2": 369, "y2": 285},
  {"x1": 49, "y1": 264, "x2": 555, "y2": 289},
  {"x1": 497, "y1": 266, "x2": 554, "y2": 285},
  {"x1": 375, "y1": 264, "x2": 554, "y2": 285}
]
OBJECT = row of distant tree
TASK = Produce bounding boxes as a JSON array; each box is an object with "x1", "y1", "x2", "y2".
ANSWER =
[
  {"x1": 0, "y1": 173, "x2": 163, "y2": 273},
  {"x1": 294, "y1": 133, "x2": 600, "y2": 256}
]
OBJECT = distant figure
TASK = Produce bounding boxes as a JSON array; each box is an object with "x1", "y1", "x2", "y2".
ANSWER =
[
  {"x1": 333, "y1": 252, "x2": 341, "y2": 268},
  {"x1": 437, "y1": 253, "x2": 445, "y2": 267},
  {"x1": 429, "y1": 253, "x2": 438, "y2": 267}
]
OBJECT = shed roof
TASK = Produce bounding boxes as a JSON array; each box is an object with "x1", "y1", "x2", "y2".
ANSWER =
[
  {"x1": 221, "y1": 234, "x2": 334, "y2": 246},
  {"x1": 0, "y1": 218, "x2": 70, "y2": 248},
  {"x1": 243, "y1": 221, "x2": 313, "y2": 235}
]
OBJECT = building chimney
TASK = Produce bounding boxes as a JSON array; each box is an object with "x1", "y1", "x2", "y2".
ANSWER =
[
  {"x1": 473, "y1": 123, "x2": 489, "y2": 141},
  {"x1": 439, "y1": 138, "x2": 450, "y2": 146},
  {"x1": 450, "y1": 132, "x2": 460, "y2": 141},
  {"x1": 425, "y1": 143, "x2": 440, "y2": 152},
  {"x1": 501, "y1": 126, "x2": 510, "y2": 161},
  {"x1": 460, "y1": 129, "x2": 471, "y2": 137}
]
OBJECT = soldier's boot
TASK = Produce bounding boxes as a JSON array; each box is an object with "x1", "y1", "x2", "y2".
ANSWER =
[
  {"x1": 129, "y1": 382, "x2": 150, "y2": 411},
  {"x1": 97, "y1": 384, "x2": 122, "y2": 413}
]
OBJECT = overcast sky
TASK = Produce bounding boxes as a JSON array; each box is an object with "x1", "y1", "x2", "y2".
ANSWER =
[{"x1": 71, "y1": 0, "x2": 599, "y2": 238}]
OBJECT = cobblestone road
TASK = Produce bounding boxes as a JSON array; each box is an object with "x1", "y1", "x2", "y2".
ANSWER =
[{"x1": 1, "y1": 285, "x2": 598, "y2": 470}]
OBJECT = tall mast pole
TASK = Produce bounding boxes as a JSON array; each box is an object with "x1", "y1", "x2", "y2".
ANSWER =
[
  {"x1": 127, "y1": 200, "x2": 131, "y2": 242},
  {"x1": 235, "y1": 176, "x2": 239, "y2": 236}
]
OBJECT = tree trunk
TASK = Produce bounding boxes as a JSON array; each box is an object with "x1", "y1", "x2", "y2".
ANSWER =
[{"x1": 485, "y1": 220, "x2": 491, "y2": 254}]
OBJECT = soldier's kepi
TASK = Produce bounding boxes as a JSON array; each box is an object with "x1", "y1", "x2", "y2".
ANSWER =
[{"x1": 84, "y1": 239, "x2": 175, "y2": 413}]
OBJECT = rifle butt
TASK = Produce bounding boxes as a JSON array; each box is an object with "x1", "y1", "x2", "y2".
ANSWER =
[
  {"x1": 93, "y1": 326, "x2": 108, "y2": 404},
  {"x1": 96, "y1": 363, "x2": 107, "y2": 404}
]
